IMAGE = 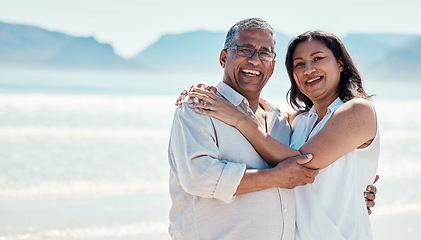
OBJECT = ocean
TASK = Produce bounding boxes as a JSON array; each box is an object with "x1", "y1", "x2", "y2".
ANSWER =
[{"x1": 0, "y1": 68, "x2": 420, "y2": 240}]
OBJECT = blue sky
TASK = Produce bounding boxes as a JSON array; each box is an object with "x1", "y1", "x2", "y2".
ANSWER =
[{"x1": 1, "y1": 0, "x2": 419, "y2": 58}]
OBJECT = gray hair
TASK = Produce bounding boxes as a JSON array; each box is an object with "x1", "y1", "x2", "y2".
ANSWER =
[{"x1": 224, "y1": 18, "x2": 276, "y2": 51}]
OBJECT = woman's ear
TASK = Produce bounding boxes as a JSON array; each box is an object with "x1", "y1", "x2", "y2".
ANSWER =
[{"x1": 338, "y1": 57, "x2": 344, "y2": 72}]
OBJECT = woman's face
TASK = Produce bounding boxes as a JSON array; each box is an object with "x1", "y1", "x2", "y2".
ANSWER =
[{"x1": 291, "y1": 39, "x2": 343, "y2": 103}]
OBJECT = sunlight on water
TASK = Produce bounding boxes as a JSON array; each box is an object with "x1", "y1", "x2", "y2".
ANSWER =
[
  {"x1": 0, "y1": 178, "x2": 168, "y2": 200},
  {"x1": 0, "y1": 126, "x2": 169, "y2": 141},
  {"x1": 0, "y1": 221, "x2": 169, "y2": 240},
  {"x1": 0, "y1": 69, "x2": 420, "y2": 239}
]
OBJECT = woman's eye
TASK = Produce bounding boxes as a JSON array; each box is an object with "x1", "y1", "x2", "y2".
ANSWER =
[
  {"x1": 294, "y1": 62, "x2": 304, "y2": 67},
  {"x1": 314, "y1": 57, "x2": 324, "y2": 61}
]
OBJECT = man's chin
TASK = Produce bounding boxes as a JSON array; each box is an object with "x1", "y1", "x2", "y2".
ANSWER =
[{"x1": 237, "y1": 85, "x2": 265, "y2": 97}]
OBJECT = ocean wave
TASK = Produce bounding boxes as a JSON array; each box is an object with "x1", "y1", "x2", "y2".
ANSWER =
[
  {"x1": 0, "y1": 126, "x2": 170, "y2": 141},
  {"x1": 0, "y1": 178, "x2": 168, "y2": 200},
  {"x1": 0, "y1": 221, "x2": 169, "y2": 240},
  {"x1": 0, "y1": 93, "x2": 177, "y2": 112},
  {"x1": 375, "y1": 202, "x2": 421, "y2": 216},
  {"x1": 378, "y1": 160, "x2": 421, "y2": 179}
]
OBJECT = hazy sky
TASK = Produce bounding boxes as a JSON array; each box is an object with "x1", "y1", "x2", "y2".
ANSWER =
[{"x1": 1, "y1": 0, "x2": 419, "y2": 58}]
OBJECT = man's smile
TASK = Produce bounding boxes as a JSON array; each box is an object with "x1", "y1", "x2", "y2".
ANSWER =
[{"x1": 242, "y1": 68, "x2": 261, "y2": 76}]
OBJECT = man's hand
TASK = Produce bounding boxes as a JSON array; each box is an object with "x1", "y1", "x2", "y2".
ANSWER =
[
  {"x1": 234, "y1": 154, "x2": 318, "y2": 196},
  {"x1": 365, "y1": 174, "x2": 379, "y2": 215},
  {"x1": 271, "y1": 154, "x2": 319, "y2": 189}
]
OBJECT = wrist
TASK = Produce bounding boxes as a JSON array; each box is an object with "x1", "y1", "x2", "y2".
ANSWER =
[
  {"x1": 265, "y1": 168, "x2": 277, "y2": 188},
  {"x1": 235, "y1": 113, "x2": 251, "y2": 128}
]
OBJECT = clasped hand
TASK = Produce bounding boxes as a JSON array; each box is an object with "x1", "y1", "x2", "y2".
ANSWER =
[{"x1": 187, "y1": 88, "x2": 246, "y2": 127}]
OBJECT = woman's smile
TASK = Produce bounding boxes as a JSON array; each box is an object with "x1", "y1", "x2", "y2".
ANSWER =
[{"x1": 305, "y1": 76, "x2": 323, "y2": 85}]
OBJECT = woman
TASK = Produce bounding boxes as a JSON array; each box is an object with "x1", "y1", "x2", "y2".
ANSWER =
[{"x1": 183, "y1": 31, "x2": 379, "y2": 239}]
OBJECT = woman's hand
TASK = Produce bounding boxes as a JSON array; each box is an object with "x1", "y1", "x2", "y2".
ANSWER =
[
  {"x1": 175, "y1": 82, "x2": 217, "y2": 106},
  {"x1": 187, "y1": 88, "x2": 247, "y2": 127}
]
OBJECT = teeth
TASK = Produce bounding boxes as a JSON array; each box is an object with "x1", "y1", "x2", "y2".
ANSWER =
[
  {"x1": 242, "y1": 69, "x2": 260, "y2": 76},
  {"x1": 306, "y1": 76, "x2": 321, "y2": 84}
]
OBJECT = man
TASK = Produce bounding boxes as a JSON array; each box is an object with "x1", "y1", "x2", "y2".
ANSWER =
[{"x1": 168, "y1": 18, "x2": 376, "y2": 239}]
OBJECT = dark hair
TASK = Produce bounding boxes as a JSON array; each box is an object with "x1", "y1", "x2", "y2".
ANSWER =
[
  {"x1": 224, "y1": 18, "x2": 276, "y2": 51},
  {"x1": 285, "y1": 30, "x2": 371, "y2": 111}
]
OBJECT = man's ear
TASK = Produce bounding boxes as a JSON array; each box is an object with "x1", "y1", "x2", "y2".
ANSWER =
[
  {"x1": 219, "y1": 50, "x2": 227, "y2": 68},
  {"x1": 270, "y1": 60, "x2": 276, "y2": 76}
]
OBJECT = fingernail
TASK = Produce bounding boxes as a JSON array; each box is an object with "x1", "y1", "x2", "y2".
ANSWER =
[
  {"x1": 306, "y1": 154, "x2": 313, "y2": 160},
  {"x1": 368, "y1": 186, "x2": 372, "y2": 191}
]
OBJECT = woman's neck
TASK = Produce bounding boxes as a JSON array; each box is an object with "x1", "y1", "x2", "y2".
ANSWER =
[{"x1": 312, "y1": 94, "x2": 339, "y2": 123}]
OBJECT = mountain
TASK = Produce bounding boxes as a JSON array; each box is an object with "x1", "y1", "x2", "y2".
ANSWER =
[
  {"x1": 0, "y1": 21, "x2": 140, "y2": 70},
  {"x1": 131, "y1": 30, "x2": 226, "y2": 72},
  {"x1": 2, "y1": 20, "x2": 420, "y2": 80},
  {"x1": 131, "y1": 30, "x2": 291, "y2": 73},
  {"x1": 371, "y1": 36, "x2": 421, "y2": 81},
  {"x1": 342, "y1": 33, "x2": 420, "y2": 80},
  {"x1": 132, "y1": 30, "x2": 421, "y2": 80}
]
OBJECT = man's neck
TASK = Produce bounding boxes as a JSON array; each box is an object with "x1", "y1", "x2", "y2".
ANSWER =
[
  {"x1": 247, "y1": 97, "x2": 261, "y2": 113},
  {"x1": 242, "y1": 94, "x2": 267, "y2": 132}
]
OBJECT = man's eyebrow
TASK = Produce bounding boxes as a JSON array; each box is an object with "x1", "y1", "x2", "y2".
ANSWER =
[{"x1": 238, "y1": 44, "x2": 272, "y2": 52}]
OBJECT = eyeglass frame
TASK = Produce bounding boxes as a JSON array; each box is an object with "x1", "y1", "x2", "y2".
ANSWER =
[{"x1": 224, "y1": 46, "x2": 276, "y2": 62}]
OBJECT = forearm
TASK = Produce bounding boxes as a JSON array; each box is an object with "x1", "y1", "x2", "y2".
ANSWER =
[
  {"x1": 235, "y1": 116, "x2": 300, "y2": 166},
  {"x1": 298, "y1": 99, "x2": 377, "y2": 169},
  {"x1": 234, "y1": 168, "x2": 274, "y2": 195},
  {"x1": 234, "y1": 155, "x2": 319, "y2": 195},
  {"x1": 171, "y1": 104, "x2": 246, "y2": 203}
]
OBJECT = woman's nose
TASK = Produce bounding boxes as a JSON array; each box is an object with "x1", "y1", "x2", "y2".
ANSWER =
[{"x1": 304, "y1": 62, "x2": 315, "y2": 75}]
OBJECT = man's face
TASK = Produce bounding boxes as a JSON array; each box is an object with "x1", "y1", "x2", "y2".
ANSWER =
[{"x1": 220, "y1": 29, "x2": 276, "y2": 99}]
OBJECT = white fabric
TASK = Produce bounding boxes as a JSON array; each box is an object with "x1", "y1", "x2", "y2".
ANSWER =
[
  {"x1": 290, "y1": 97, "x2": 379, "y2": 240},
  {"x1": 168, "y1": 81, "x2": 294, "y2": 240}
]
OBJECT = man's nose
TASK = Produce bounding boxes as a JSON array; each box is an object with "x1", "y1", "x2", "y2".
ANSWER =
[{"x1": 248, "y1": 51, "x2": 261, "y2": 65}]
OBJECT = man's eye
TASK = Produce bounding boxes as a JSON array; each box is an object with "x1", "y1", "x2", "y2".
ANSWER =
[
  {"x1": 259, "y1": 51, "x2": 271, "y2": 58},
  {"x1": 239, "y1": 48, "x2": 253, "y2": 54}
]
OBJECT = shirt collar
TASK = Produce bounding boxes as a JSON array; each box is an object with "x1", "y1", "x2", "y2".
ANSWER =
[
  {"x1": 216, "y1": 81, "x2": 246, "y2": 107},
  {"x1": 216, "y1": 81, "x2": 282, "y2": 133},
  {"x1": 309, "y1": 97, "x2": 344, "y2": 116},
  {"x1": 216, "y1": 81, "x2": 280, "y2": 112}
]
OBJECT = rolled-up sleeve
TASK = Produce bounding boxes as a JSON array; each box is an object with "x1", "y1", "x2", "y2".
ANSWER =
[{"x1": 169, "y1": 103, "x2": 246, "y2": 203}]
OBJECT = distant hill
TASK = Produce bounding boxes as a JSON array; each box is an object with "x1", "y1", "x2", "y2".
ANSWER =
[
  {"x1": 1, "y1": 20, "x2": 420, "y2": 81},
  {"x1": 370, "y1": 36, "x2": 421, "y2": 81},
  {"x1": 131, "y1": 30, "x2": 226, "y2": 72},
  {"x1": 0, "y1": 21, "x2": 140, "y2": 70},
  {"x1": 342, "y1": 33, "x2": 420, "y2": 80},
  {"x1": 131, "y1": 30, "x2": 291, "y2": 74},
  {"x1": 133, "y1": 30, "x2": 421, "y2": 81}
]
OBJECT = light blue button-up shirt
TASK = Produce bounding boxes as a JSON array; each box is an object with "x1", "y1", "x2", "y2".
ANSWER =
[{"x1": 168, "y1": 81, "x2": 294, "y2": 240}]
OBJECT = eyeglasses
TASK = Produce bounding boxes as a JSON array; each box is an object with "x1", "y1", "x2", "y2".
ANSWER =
[{"x1": 225, "y1": 46, "x2": 276, "y2": 62}]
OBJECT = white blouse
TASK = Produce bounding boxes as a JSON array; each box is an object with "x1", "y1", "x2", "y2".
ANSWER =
[{"x1": 290, "y1": 97, "x2": 379, "y2": 240}]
